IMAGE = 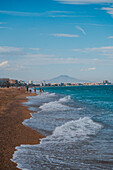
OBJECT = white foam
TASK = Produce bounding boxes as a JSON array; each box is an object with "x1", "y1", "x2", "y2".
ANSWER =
[
  {"x1": 41, "y1": 117, "x2": 102, "y2": 144},
  {"x1": 59, "y1": 95, "x2": 71, "y2": 102},
  {"x1": 39, "y1": 95, "x2": 73, "y2": 112},
  {"x1": 11, "y1": 117, "x2": 103, "y2": 170},
  {"x1": 48, "y1": 93, "x2": 56, "y2": 96},
  {"x1": 39, "y1": 100, "x2": 71, "y2": 112},
  {"x1": 77, "y1": 108, "x2": 83, "y2": 110},
  {"x1": 40, "y1": 92, "x2": 56, "y2": 97}
]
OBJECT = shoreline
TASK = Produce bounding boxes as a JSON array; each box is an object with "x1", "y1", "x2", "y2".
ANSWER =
[{"x1": 0, "y1": 88, "x2": 44, "y2": 170}]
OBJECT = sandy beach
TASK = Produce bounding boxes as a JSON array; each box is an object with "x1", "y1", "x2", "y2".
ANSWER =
[{"x1": 0, "y1": 87, "x2": 44, "y2": 170}]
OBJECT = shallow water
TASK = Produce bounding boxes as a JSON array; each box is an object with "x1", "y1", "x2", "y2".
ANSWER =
[{"x1": 12, "y1": 86, "x2": 113, "y2": 169}]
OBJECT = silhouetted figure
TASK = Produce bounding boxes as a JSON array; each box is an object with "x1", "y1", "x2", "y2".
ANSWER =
[
  {"x1": 39, "y1": 88, "x2": 42, "y2": 93},
  {"x1": 26, "y1": 86, "x2": 29, "y2": 93},
  {"x1": 34, "y1": 87, "x2": 36, "y2": 93}
]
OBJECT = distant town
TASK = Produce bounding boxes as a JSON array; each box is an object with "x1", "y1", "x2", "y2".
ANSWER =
[{"x1": 0, "y1": 78, "x2": 112, "y2": 88}]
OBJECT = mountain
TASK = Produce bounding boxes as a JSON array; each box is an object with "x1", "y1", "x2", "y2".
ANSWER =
[{"x1": 46, "y1": 75, "x2": 89, "y2": 83}]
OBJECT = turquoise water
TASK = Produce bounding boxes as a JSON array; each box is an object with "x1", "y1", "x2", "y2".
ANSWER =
[
  {"x1": 44, "y1": 85, "x2": 113, "y2": 110},
  {"x1": 12, "y1": 85, "x2": 113, "y2": 169}
]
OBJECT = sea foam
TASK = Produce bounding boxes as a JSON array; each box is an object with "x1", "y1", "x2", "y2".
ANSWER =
[
  {"x1": 41, "y1": 117, "x2": 102, "y2": 144},
  {"x1": 11, "y1": 117, "x2": 103, "y2": 170},
  {"x1": 39, "y1": 96, "x2": 72, "y2": 112},
  {"x1": 59, "y1": 95, "x2": 71, "y2": 102}
]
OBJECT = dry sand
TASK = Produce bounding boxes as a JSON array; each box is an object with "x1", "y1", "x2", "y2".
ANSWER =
[{"x1": 0, "y1": 87, "x2": 44, "y2": 170}]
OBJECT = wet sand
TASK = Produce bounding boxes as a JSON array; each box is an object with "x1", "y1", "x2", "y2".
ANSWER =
[{"x1": 0, "y1": 88, "x2": 44, "y2": 170}]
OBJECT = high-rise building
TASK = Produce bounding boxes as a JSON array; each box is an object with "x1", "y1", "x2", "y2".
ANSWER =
[
  {"x1": 29, "y1": 80, "x2": 33, "y2": 84},
  {"x1": 40, "y1": 81, "x2": 46, "y2": 86}
]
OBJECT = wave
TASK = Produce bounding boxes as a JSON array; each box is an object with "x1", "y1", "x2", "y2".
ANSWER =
[
  {"x1": 39, "y1": 100, "x2": 71, "y2": 112},
  {"x1": 41, "y1": 117, "x2": 102, "y2": 144},
  {"x1": 39, "y1": 95, "x2": 83, "y2": 113},
  {"x1": 11, "y1": 117, "x2": 103, "y2": 170},
  {"x1": 59, "y1": 95, "x2": 71, "y2": 102},
  {"x1": 39, "y1": 92, "x2": 56, "y2": 97},
  {"x1": 47, "y1": 92, "x2": 56, "y2": 96},
  {"x1": 39, "y1": 95, "x2": 73, "y2": 112}
]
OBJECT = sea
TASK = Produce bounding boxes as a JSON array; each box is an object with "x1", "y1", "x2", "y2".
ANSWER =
[{"x1": 11, "y1": 85, "x2": 113, "y2": 170}]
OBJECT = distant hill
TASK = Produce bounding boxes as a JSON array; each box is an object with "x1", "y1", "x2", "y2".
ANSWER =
[{"x1": 46, "y1": 75, "x2": 89, "y2": 83}]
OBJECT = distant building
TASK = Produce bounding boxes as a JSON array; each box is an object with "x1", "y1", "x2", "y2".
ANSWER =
[
  {"x1": 66, "y1": 83, "x2": 72, "y2": 86},
  {"x1": 40, "y1": 81, "x2": 46, "y2": 86},
  {"x1": 45, "y1": 83, "x2": 51, "y2": 86},
  {"x1": 9, "y1": 79, "x2": 18, "y2": 84},
  {"x1": 18, "y1": 80, "x2": 26, "y2": 85},
  {"x1": 29, "y1": 80, "x2": 33, "y2": 84},
  {"x1": 60, "y1": 83, "x2": 64, "y2": 86},
  {"x1": 103, "y1": 80, "x2": 111, "y2": 85},
  {"x1": 0, "y1": 78, "x2": 9, "y2": 86}
]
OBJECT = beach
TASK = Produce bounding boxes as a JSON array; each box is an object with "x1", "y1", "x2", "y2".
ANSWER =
[
  {"x1": 11, "y1": 86, "x2": 113, "y2": 169},
  {"x1": 1, "y1": 86, "x2": 113, "y2": 169},
  {"x1": 0, "y1": 87, "x2": 44, "y2": 170}
]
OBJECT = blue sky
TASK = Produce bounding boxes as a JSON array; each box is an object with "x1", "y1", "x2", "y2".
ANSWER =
[{"x1": 0, "y1": 0, "x2": 113, "y2": 82}]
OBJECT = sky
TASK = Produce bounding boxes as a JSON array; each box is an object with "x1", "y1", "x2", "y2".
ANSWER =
[{"x1": 0, "y1": 0, "x2": 113, "y2": 82}]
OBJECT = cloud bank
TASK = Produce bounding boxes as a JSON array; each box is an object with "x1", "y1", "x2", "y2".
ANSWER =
[
  {"x1": 52, "y1": 33, "x2": 79, "y2": 37},
  {"x1": 73, "y1": 46, "x2": 113, "y2": 53},
  {"x1": 54, "y1": 0, "x2": 113, "y2": 4},
  {"x1": 29, "y1": 48, "x2": 40, "y2": 51},
  {"x1": 81, "y1": 67, "x2": 96, "y2": 71},
  {"x1": 0, "y1": 10, "x2": 74, "y2": 18},
  {"x1": 101, "y1": 7, "x2": 113, "y2": 17},
  {"x1": 0, "y1": 46, "x2": 24, "y2": 56}
]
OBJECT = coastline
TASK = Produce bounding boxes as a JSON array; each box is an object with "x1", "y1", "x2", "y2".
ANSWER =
[{"x1": 0, "y1": 88, "x2": 44, "y2": 170}]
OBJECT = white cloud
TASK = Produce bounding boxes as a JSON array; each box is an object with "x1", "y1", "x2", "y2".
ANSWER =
[
  {"x1": 25, "y1": 54, "x2": 55, "y2": 58},
  {"x1": 85, "y1": 46, "x2": 113, "y2": 51},
  {"x1": 55, "y1": 0, "x2": 113, "y2": 4},
  {"x1": 0, "y1": 27, "x2": 11, "y2": 29},
  {"x1": 101, "y1": 7, "x2": 113, "y2": 17},
  {"x1": 76, "y1": 26, "x2": 86, "y2": 35},
  {"x1": 5, "y1": 65, "x2": 26, "y2": 71},
  {"x1": 50, "y1": 11, "x2": 74, "y2": 13},
  {"x1": 0, "y1": 10, "x2": 42, "y2": 16},
  {"x1": 0, "y1": 46, "x2": 25, "y2": 57},
  {"x1": 88, "y1": 67, "x2": 96, "y2": 70},
  {"x1": 0, "y1": 10, "x2": 74, "y2": 18},
  {"x1": 0, "y1": 22, "x2": 7, "y2": 25},
  {"x1": 73, "y1": 46, "x2": 113, "y2": 53},
  {"x1": 29, "y1": 48, "x2": 40, "y2": 51},
  {"x1": 51, "y1": 15, "x2": 94, "y2": 18},
  {"x1": 0, "y1": 46, "x2": 23, "y2": 53},
  {"x1": 52, "y1": 33, "x2": 79, "y2": 37},
  {"x1": 0, "y1": 10, "x2": 94, "y2": 18},
  {"x1": 81, "y1": 67, "x2": 96, "y2": 71},
  {"x1": 72, "y1": 46, "x2": 113, "y2": 58},
  {"x1": 0, "y1": 61, "x2": 8, "y2": 67},
  {"x1": 22, "y1": 57, "x2": 79, "y2": 65},
  {"x1": 0, "y1": 22, "x2": 10, "y2": 29},
  {"x1": 0, "y1": 27, "x2": 7, "y2": 29},
  {"x1": 23, "y1": 56, "x2": 113, "y2": 65},
  {"x1": 108, "y1": 36, "x2": 113, "y2": 39},
  {"x1": 74, "y1": 23, "x2": 113, "y2": 27}
]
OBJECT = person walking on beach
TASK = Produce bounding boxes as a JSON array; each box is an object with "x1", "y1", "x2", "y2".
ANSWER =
[
  {"x1": 26, "y1": 86, "x2": 29, "y2": 93},
  {"x1": 34, "y1": 87, "x2": 36, "y2": 93}
]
